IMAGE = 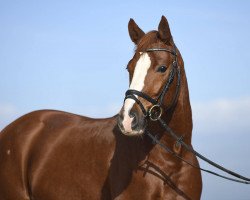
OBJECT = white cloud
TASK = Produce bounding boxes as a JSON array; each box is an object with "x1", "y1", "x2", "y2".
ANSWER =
[{"x1": 192, "y1": 96, "x2": 250, "y2": 135}]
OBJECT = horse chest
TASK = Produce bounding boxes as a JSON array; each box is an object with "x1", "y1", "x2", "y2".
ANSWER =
[
  {"x1": 107, "y1": 157, "x2": 182, "y2": 199},
  {"x1": 109, "y1": 168, "x2": 182, "y2": 200}
]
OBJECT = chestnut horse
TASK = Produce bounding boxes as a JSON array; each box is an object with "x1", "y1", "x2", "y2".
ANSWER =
[{"x1": 0, "y1": 16, "x2": 202, "y2": 200}]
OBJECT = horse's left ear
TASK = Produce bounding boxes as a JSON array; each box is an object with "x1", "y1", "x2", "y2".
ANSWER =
[
  {"x1": 158, "y1": 16, "x2": 172, "y2": 44},
  {"x1": 128, "y1": 18, "x2": 145, "y2": 44}
]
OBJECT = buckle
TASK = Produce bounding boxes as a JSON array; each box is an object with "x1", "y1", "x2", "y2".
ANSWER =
[
  {"x1": 173, "y1": 60, "x2": 177, "y2": 68},
  {"x1": 148, "y1": 105, "x2": 163, "y2": 121}
]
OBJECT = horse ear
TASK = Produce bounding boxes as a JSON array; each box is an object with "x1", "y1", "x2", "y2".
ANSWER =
[
  {"x1": 158, "y1": 15, "x2": 172, "y2": 44},
  {"x1": 128, "y1": 18, "x2": 145, "y2": 44}
]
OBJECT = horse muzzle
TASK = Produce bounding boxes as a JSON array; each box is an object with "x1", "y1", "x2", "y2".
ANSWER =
[{"x1": 118, "y1": 108, "x2": 146, "y2": 136}]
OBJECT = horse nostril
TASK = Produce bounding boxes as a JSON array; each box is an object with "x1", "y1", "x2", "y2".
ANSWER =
[{"x1": 129, "y1": 112, "x2": 138, "y2": 129}]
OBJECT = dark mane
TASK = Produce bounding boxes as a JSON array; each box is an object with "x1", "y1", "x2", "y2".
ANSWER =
[{"x1": 136, "y1": 31, "x2": 161, "y2": 52}]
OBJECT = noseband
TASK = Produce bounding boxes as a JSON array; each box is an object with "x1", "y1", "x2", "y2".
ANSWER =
[{"x1": 124, "y1": 46, "x2": 181, "y2": 121}]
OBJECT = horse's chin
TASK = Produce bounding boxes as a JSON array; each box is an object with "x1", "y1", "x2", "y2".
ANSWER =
[{"x1": 118, "y1": 124, "x2": 145, "y2": 137}]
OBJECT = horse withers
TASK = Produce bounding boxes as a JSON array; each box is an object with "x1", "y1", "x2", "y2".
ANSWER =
[{"x1": 0, "y1": 16, "x2": 202, "y2": 200}]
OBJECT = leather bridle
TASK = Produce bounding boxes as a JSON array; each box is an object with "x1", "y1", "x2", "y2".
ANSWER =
[
  {"x1": 123, "y1": 45, "x2": 250, "y2": 184},
  {"x1": 125, "y1": 45, "x2": 181, "y2": 121}
]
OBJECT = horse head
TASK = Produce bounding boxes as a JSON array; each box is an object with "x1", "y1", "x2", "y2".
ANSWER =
[{"x1": 118, "y1": 16, "x2": 183, "y2": 136}]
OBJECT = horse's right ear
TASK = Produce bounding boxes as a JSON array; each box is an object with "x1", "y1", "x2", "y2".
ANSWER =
[
  {"x1": 158, "y1": 15, "x2": 172, "y2": 44},
  {"x1": 128, "y1": 18, "x2": 145, "y2": 44}
]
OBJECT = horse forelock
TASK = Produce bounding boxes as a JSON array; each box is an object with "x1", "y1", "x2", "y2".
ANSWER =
[{"x1": 136, "y1": 31, "x2": 161, "y2": 52}]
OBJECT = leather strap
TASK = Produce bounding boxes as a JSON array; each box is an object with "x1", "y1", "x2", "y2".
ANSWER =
[
  {"x1": 145, "y1": 48, "x2": 177, "y2": 56},
  {"x1": 125, "y1": 90, "x2": 158, "y2": 105},
  {"x1": 146, "y1": 130, "x2": 250, "y2": 184},
  {"x1": 154, "y1": 118, "x2": 250, "y2": 184}
]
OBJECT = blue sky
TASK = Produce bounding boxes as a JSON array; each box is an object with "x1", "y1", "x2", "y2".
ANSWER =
[{"x1": 0, "y1": 1, "x2": 250, "y2": 199}]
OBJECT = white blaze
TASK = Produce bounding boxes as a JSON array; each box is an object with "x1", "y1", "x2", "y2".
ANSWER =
[{"x1": 122, "y1": 53, "x2": 151, "y2": 133}]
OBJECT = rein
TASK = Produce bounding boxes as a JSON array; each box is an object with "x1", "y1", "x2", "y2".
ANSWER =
[{"x1": 124, "y1": 46, "x2": 250, "y2": 184}]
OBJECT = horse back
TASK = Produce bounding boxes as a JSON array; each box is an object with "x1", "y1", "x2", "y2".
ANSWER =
[{"x1": 0, "y1": 110, "x2": 116, "y2": 200}]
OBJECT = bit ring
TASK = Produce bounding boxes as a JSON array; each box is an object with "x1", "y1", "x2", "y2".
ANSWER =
[{"x1": 148, "y1": 105, "x2": 163, "y2": 121}]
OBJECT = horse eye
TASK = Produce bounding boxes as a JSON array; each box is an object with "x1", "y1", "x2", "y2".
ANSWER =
[{"x1": 157, "y1": 65, "x2": 167, "y2": 73}]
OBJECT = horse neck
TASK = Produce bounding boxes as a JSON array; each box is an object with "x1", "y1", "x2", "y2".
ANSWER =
[
  {"x1": 173, "y1": 66, "x2": 192, "y2": 141},
  {"x1": 155, "y1": 65, "x2": 193, "y2": 145}
]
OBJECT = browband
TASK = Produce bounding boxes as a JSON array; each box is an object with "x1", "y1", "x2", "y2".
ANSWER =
[{"x1": 145, "y1": 48, "x2": 177, "y2": 56}]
